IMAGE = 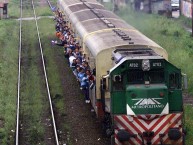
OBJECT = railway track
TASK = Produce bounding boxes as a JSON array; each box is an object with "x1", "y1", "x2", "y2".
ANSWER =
[{"x1": 15, "y1": 0, "x2": 59, "y2": 144}]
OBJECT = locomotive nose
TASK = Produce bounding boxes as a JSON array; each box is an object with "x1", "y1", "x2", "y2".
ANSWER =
[{"x1": 126, "y1": 84, "x2": 168, "y2": 115}]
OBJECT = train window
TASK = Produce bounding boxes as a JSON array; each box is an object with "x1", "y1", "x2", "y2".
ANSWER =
[
  {"x1": 128, "y1": 70, "x2": 164, "y2": 84},
  {"x1": 169, "y1": 73, "x2": 180, "y2": 89},
  {"x1": 128, "y1": 71, "x2": 144, "y2": 84},
  {"x1": 112, "y1": 75, "x2": 124, "y2": 91},
  {"x1": 148, "y1": 70, "x2": 164, "y2": 83}
]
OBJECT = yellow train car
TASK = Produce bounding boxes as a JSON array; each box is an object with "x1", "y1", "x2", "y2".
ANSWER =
[{"x1": 58, "y1": 0, "x2": 167, "y2": 116}]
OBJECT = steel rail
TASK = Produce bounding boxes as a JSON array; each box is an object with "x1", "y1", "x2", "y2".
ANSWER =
[
  {"x1": 15, "y1": 0, "x2": 22, "y2": 144},
  {"x1": 16, "y1": 0, "x2": 59, "y2": 144},
  {"x1": 31, "y1": 0, "x2": 59, "y2": 144}
]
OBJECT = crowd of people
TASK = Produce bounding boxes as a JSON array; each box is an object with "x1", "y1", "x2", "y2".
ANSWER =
[{"x1": 51, "y1": 10, "x2": 95, "y2": 104}]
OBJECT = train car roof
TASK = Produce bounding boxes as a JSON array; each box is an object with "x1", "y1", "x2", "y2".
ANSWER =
[{"x1": 58, "y1": 0, "x2": 168, "y2": 60}]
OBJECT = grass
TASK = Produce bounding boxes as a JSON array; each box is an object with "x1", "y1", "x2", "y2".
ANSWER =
[
  {"x1": 1, "y1": 0, "x2": 67, "y2": 143},
  {"x1": 19, "y1": 19, "x2": 46, "y2": 144},
  {"x1": 178, "y1": 15, "x2": 192, "y2": 28},
  {"x1": 184, "y1": 105, "x2": 193, "y2": 145},
  {"x1": 34, "y1": 0, "x2": 57, "y2": 16},
  {"x1": 8, "y1": 0, "x2": 54, "y2": 19},
  {"x1": 0, "y1": 19, "x2": 19, "y2": 144},
  {"x1": 0, "y1": 0, "x2": 60, "y2": 144},
  {"x1": 35, "y1": 6, "x2": 54, "y2": 16},
  {"x1": 8, "y1": 0, "x2": 20, "y2": 18},
  {"x1": 37, "y1": 17, "x2": 64, "y2": 107}
]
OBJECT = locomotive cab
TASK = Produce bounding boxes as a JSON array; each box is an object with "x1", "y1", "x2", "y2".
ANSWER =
[{"x1": 107, "y1": 48, "x2": 183, "y2": 114}]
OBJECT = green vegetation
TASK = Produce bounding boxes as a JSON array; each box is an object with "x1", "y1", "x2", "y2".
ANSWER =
[
  {"x1": 8, "y1": 0, "x2": 20, "y2": 18},
  {"x1": 0, "y1": 19, "x2": 18, "y2": 144},
  {"x1": 184, "y1": 105, "x2": 193, "y2": 145},
  {"x1": 8, "y1": 0, "x2": 54, "y2": 18},
  {"x1": 20, "y1": 19, "x2": 46, "y2": 144},
  {"x1": 37, "y1": 17, "x2": 66, "y2": 118},
  {"x1": 36, "y1": 7, "x2": 54, "y2": 16},
  {"x1": 178, "y1": 15, "x2": 192, "y2": 28},
  {"x1": 34, "y1": 0, "x2": 57, "y2": 16},
  {"x1": 0, "y1": 0, "x2": 62, "y2": 144}
]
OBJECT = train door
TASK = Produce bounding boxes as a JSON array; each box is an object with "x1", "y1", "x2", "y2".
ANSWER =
[{"x1": 166, "y1": 64, "x2": 183, "y2": 112}]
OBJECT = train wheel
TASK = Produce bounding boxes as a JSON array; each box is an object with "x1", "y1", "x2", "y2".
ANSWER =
[
  {"x1": 111, "y1": 135, "x2": 115, "y2": 145},
  {"x1": 183, "y1": 134, "x2": 186, "y2": 145},
  {"x1": 102, "y1": 113, "x2": 113, "y2": 137},
  {"x1": 183, "y1": 127, "x2": 187, "y2": 145}
]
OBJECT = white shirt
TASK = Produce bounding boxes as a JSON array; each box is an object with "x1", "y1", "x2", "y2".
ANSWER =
[{"x1": 69, "y1": 55, "x2": 76, "y2": 67}]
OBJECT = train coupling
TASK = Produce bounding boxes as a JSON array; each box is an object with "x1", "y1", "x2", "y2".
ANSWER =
[{"x1": 139, "y1": 131, "x2": 154, "y2": 145}]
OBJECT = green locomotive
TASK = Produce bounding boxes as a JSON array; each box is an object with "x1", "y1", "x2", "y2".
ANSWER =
[
  {"x1": 107, "y1": 48, "x2": 182, "y2": 115},
  {"x1": 101, "y1": 48, "x2": 185, "y2": 144}
]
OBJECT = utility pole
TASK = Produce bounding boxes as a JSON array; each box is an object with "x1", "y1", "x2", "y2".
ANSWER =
[
  {"x1": 148, "y1": 0, "x2": 152, "y2": 13},
  {"x1": 113, "y1": 0, "x2": 119, "y2": 13},
  {"x1": 179, "y1": 0, "x2": 181, "y2": 16}
]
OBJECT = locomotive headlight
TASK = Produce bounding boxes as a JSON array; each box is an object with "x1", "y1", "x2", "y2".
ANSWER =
[
  {"x1": 168, "y1": 128, "x2": 181, "y2": 140},
  {"x1": 142, "y1": 59, "x2": 150, "y2": 71},
  {"x1": 113, "y1": 75, "x2": 122, "y2": 82},
  {"x1": 117, "y1": 130, "x2": 130, "y2": 142},
  {"x1": 159, "y1": 92, "x2": 164, "y2": 97}
]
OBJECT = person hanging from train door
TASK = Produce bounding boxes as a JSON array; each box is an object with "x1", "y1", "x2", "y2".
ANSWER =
[
  {"x1": 82, "y1": 61, "x2": 90, "y2": 71},
  {"x1": 77, "y1": 67, "x2": 90, "y2": 103},
  {"x1": 80, "y1": 73, "x2": 90, "y2": 104},
  {"x1": 69, "y1": 52, "x2": 76, "y2": 68},
  {"x1": 85, "y1": 69, "x2": 95, "y2": 90},
  {"x1": 52, "y1": 34, "x2": 67, "y2": 47}
]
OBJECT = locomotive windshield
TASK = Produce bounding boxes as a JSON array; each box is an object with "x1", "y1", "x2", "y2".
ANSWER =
[{"x1": 128, "y1": 69, "x2": 165, "y2": 84}]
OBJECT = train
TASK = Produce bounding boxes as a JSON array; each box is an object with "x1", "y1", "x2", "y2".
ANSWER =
[{"x1": 56, "y1": 0, "x2": 186, "y2": 144}]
